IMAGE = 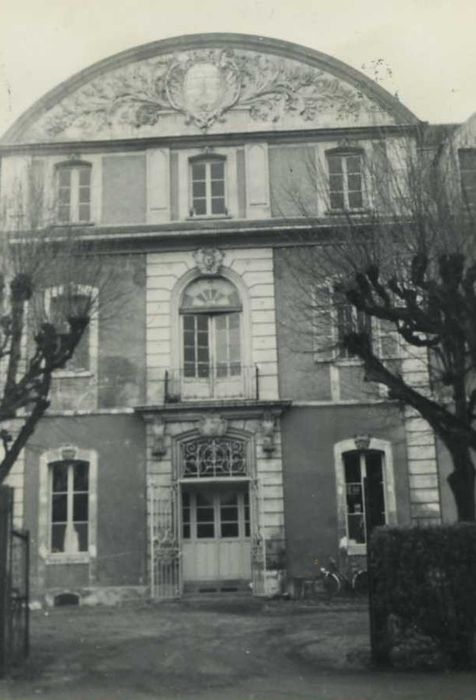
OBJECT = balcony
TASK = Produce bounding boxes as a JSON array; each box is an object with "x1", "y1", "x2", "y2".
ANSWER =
[{"x1": 164, "y1": 365, "x2": 261, "y2": 403}]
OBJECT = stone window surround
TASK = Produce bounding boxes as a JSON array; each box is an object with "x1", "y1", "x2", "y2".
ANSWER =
[
  {"x1": 38, "y1": 445, "x2": 98, "y2": 565},
  {"x1": 44, "y1": 284, "x2": 99, "y2": 379},
  {"x1": 333, "y1": 436, "x2": 397, "y2": 555}
]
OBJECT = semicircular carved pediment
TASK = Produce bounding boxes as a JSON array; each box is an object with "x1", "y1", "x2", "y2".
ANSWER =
[{"x1": 21, "y1": 48, "x2": 395, "y2": 142}]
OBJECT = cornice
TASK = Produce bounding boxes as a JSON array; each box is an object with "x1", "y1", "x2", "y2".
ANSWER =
[
  {"x1": 135, "y1": 399, "x2": 292, "y2": 422},
  {"x1": 0, "y1": 123, "x2": 423, "y2": 156}
]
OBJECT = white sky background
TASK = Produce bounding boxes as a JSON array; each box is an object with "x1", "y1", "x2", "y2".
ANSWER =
[{"x1": 0, "y1": 0, "x2": 475, "y2": 135}]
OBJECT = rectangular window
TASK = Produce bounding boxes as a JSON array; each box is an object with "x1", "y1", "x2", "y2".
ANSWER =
[
  {"x1": 327, "y1": 152, "x2": 364, "y2": 211},
  {"x1": 182, "y1": 313, "x2": 241, "y2": 379},
  {"x1": 343, "y1": 450, "x2": 385, "y2": 545},
  {"x1": 49, "y1": 292, "x2": 91, "y2": 372},
  {"x1": 335, "y1": 293, "x2": 372, "y2": 360},
  {"x1": 50, "y1": 460, "x2": 89, "y2": 554},
  {"x1": 459, "y1": 149, "x2": 476, "y2": 212},
  {"x1": 190, "y1": 159, "x2": 226, "y2": 216},
  {"x1": 56, "y1": 163, "x2": 91, "y2": 223}
]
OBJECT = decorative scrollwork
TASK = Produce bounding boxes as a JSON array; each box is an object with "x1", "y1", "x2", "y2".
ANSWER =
[
  {"x1": 25, "y1": 48, "x2": 385, "y2": 141},
  {"x1": 182, "y1": 437, "x2": 247, "y2": 478}
]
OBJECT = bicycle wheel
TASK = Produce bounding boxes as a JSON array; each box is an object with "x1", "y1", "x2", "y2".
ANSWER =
[
  {"x1": 322, "y1": 572, "x2": 341, "y2": 598},
  {"x1": 352, "y1": 569, "x2": 368, "y2": 596}
]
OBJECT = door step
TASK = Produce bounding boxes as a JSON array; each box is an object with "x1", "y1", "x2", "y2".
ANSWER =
[{"x1": 183, "y1": 579, "x2": 252, "y2": 595}]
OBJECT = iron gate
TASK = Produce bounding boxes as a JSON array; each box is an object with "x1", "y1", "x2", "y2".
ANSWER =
[{"x1": 0, "y1": 486, "x2": 29, "y2": 676}]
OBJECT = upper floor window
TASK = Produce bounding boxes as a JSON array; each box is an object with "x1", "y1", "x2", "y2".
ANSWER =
[
  {"x1": 327, "y1": 150, "x2": 364, "y2": 211},
  {"x1": 56, "y1": 161, "x2": 92, "y2": 223},
  {"x1": 49, "y1": 459, "x2": 89, "y2": 554},
  {"x1": 190, "y1": 157, "x2": 227, "y2": 217},
  {"x1": 459, "y1": 149, "x2": 476, "y2": 212},
  {"x1": 335, "y1": 292, "x2": 372, "y2": 361},
  {"x1": 45, "y1": 285, "x2": 98, "y2": 375},
  {"x1": 181, "y1": 277, "x2": 241, "y2": 380}
]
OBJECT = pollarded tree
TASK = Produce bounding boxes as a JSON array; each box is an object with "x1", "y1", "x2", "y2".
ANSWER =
[
  {"x1": 0, "y1": 167, "x2": 116, "y2": 485},
  {"x1": 280, "y1": 128, "x2": 476, "y2": 521}
]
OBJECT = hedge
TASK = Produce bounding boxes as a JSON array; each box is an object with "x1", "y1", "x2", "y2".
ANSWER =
[{"x1": 368, "y1": 524, "x2": 476, "y2": 669}]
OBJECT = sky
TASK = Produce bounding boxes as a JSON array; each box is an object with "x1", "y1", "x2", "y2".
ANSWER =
[{"x1": 0, "y1": 0, "x2": 475, "y2": 136}]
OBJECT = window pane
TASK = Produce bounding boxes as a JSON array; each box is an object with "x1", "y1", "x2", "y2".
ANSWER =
[
  {"x1": 73, "y1": 462, "x2": 89, "y2": 491},
  {"x1": 211, "y1": 180, "x2": 224, "y2": 197},
  {"x1": 51, "y1": 524, "x2": 66, "y2": 552},
  {"x1": 73, "y1": 493, "x2": 89, "y2": 522},
  {"x1": 58, "y1": 188, "x2": 71, "y2": 203},
  {"x1": 78, "y1": 167, "x2": 91, "y2": 186},
  {"x1": 197, "y1": 523, "x2": 214, "y2": 538},
  {"x1": 346, "y1": 156, "x2": 362, "y2": 173},
  {"x1": 221, "y1": 522, "x2": 239, "y2": 538},
  {"x1": 330, "y1": 192, "x2": 345, "y2": 209},
  {"x1": 192, "y1": 181, "x2": 206, "y2": 197},
  {"x1": 193, "y1": 200, "x2": 206, "y2": 215},
  {"x1": 329, "y1": 174, "x2": 344, "y2": 192},
  {"x1": 210, "y1": 162, "x2": 224, "y2": 179},
  {"x1": 348, "y1": 514, "x2": 365, "y2": 543},
  {"x1": 347, "y1": 174, "x2": 362, "y2": 191},
  {"x1": 348, "y1": 191, "x2": 363, "y2": 209},
  {"x1": 211, "y1": 198, "x2": 225, "y2": 214},
  {"x1": 58, "y1": 168, "x2": 72, "y2": 186},
  {"x1": 328, "y1": 156, "x2": 342, "y2": 174},
  {"x1": 344, "y1": 452, "x2": 361, "y2": 483},
  {"x1": 182, "y1": 523, "x2": 191, "y2": 539},
  {"x1": 52, "y1": 463, "x2": 68, "y2": 492},
  {"x1": 183, "y1": 315, "x2": 195, "y2": 331},
  {"x1": 52, "y1": 494, "x2": 67, "y2": 522},
  {"x1": 192, "y1": 163, "x2": 206, "y2": 180},
  {"x1": 75, "y1": 523, "x2": 88, "y2": 551}
]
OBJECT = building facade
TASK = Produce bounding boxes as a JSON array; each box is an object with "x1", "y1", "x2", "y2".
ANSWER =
[{"x1": 0, "y1": 33, "x2": 460, "y2": 604}]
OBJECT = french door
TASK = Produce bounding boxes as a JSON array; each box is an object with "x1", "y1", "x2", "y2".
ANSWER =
[
  {"x1": 181, "y1": 486, "x2": 251, "y2": 582},
  {"x1": 182, "y1": 312, "x2": 242, "y2": 398}
]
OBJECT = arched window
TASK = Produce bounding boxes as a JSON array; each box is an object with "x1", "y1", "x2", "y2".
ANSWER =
[
  {"x1": 180, "y1": 277, "x2": 242, "y2": 381},
  {"x1": 56, "y1": 161, "x2": 92, "y2": 223}
]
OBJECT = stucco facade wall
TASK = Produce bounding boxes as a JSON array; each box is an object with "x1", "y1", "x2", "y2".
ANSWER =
[{"x1": 23, "y1": 414, "x2": 147, "y2": 602}]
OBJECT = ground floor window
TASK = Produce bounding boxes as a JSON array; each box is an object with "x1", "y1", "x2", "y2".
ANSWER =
[
  {"x1": 334, "y1": 438, "x2": 396, "y2": 552},
  {"x1": 343, "y1": 450, "x2": 385, "y2": 544},
  {"x1": 49, "y1": 459, "x2": 89, "y2": 554}
]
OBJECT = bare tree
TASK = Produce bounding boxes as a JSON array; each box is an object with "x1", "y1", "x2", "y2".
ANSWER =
[
  {"x1": 0, "y1": 165, "x2": 117, "y2": 485},
  {"x1": 277, "y1": 129, "x2": 476, "y2": 521}
]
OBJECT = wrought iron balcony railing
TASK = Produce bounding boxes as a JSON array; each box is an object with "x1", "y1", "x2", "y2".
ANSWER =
[{"x1": 164, "y1": 365, "x2": 261, "y2": 402}]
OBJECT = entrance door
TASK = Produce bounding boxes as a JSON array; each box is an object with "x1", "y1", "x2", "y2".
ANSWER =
[{"x1": 181, "y1": 485, "x2": 251, "y2": 584}]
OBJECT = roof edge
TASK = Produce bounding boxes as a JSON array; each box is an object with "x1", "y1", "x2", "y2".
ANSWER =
[{"x1": 1, "y1": 32, "x2": 420, "y2": 144}]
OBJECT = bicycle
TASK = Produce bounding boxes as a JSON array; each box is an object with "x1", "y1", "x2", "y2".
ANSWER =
[{"x1": 318, "y1": 557, "x2": 368, "y2": 599}]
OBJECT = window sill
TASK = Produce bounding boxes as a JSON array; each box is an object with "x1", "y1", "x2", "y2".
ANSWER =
[
  {"x1": 186, "y1": 215, "x2": 232, "y2": 221},
  {"x1": 325, "y1": 209, "x2": 371, "y2": 217},
  {"x1": 52, "y1": 221, "x2": 95, "y2": 228},
  {"x1": 335, "y1": 358, "x2": 363, "y2": 367},
  {"x1": 46, "y1": 553, "x2": 90, "y2": 565},
  {"x1": 53, "y1": 370, "x2": 94, "y2": 379},
  {"x1": 346, "y1": 544, "x2": 367, "y2": 556}
]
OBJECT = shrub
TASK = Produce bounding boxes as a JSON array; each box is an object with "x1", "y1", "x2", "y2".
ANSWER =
[{"x1": 368, "y1": 524, "x2": 476, "y2": 669}]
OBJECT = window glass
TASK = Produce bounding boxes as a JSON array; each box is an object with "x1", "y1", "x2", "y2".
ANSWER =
[
  {"x1": 191, "y1": 159, "x2": 226, "y2": 216},
  {"x1": 327, "y1": 152, "x2": 364, "y2": 210},
  {"x1": 49, "y1": 460, "x2": 89, "y2": 553},
  {"x1": 343, "y1": 450, "x2": 386, "y2": 545},
  {"x1": 56, "y1": 163, "x2": 91, "y2": 223}
]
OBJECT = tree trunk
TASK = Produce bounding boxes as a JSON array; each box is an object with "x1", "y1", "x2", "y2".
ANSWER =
[{"x1": 447, "y1": 442, "x2": 476, "y2": 521}]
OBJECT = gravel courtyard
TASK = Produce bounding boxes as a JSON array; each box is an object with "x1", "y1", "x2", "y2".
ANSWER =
[{"x1": 0, "y1": 596, "x2": 475, "y2": 700}]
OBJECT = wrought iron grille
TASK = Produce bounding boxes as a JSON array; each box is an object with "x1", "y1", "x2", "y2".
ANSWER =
[{"x1": 182, "y1": 438, "x2": 247, "y2": 478}]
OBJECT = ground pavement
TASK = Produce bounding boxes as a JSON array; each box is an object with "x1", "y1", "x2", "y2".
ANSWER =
[{"x1": 0, "y1": 596, "x2": 474, "y2": 700}]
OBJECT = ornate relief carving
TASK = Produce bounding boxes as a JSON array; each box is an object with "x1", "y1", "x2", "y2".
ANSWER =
[
  {"x1": 261, "y1": 411, "x2": 276, "y2": 455},
  {"x1": 193, "y1": 247, "x2": 224, "y2": 275},
  {"x1": 27, "y1": 49, "x2": 386, "y2": 140},
  {"x1": 167, "y1": 51, "x2": 241, "y2": 130},
  {"x1": 197, "y1": 414, "x2": 228, "y2": 437}
]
